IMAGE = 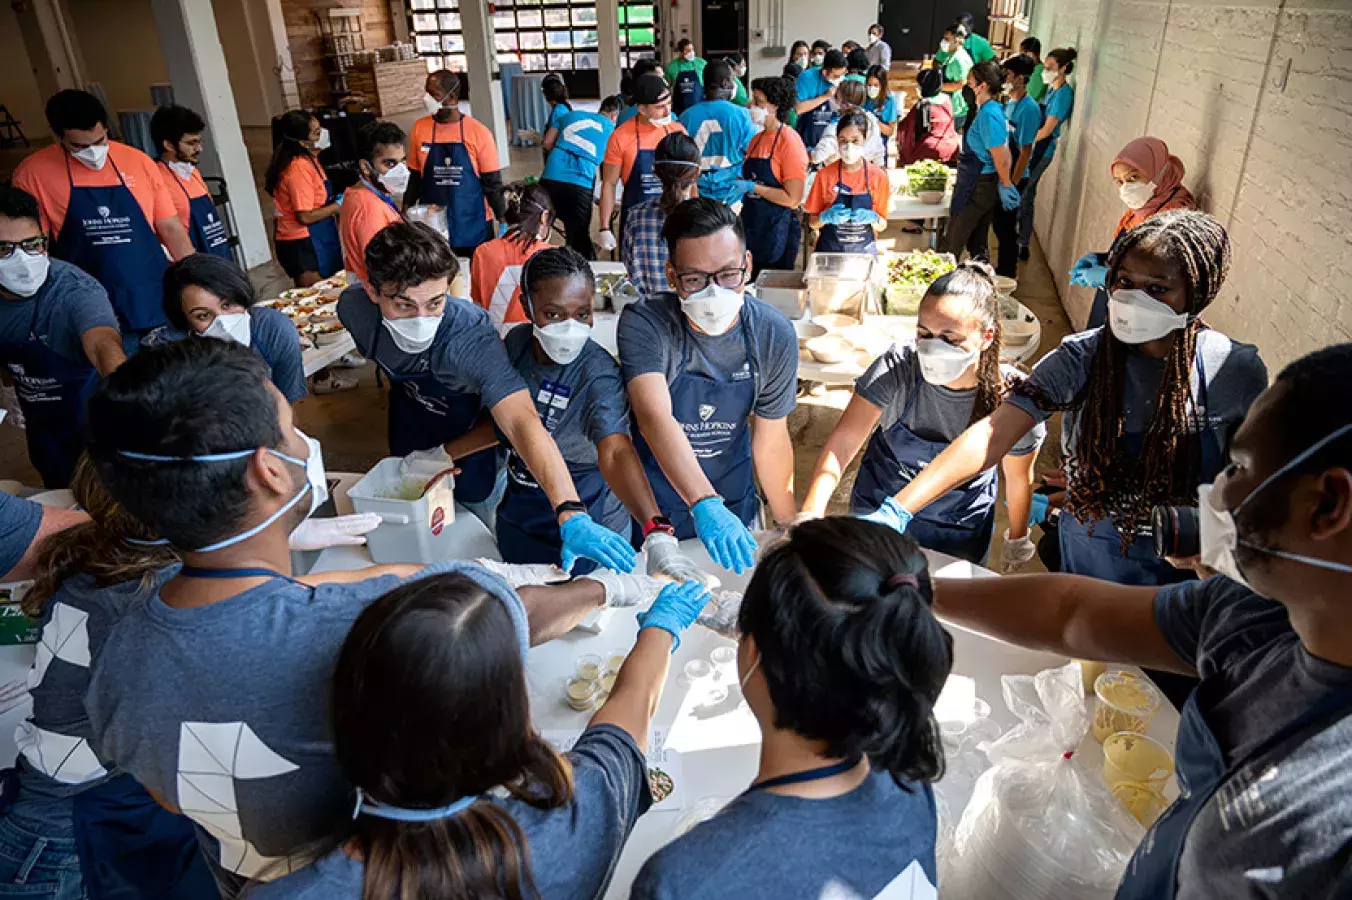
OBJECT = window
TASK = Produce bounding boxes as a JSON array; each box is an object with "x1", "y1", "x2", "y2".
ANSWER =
[{"x1": 407, "y1": 0, "x2": 655, "y2": 76}]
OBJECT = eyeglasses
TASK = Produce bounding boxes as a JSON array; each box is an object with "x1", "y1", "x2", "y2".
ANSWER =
[
  {"x1": 0, "y1": 236, "x2": 48, "y2": 260},
  {"x1": 674, "y1": 266, "x2": 747, "y2": 294}
]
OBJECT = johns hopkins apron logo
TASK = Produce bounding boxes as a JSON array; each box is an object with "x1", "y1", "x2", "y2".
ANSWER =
[
  {"x1": 97, "y1": 206, "x2": 110, "y2": 218},
  {"x1": 699, "y1": 403, "x2": 716, "y2": 422}
]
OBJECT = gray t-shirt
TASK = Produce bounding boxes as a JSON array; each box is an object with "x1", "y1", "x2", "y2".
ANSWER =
[
  {"x1": 616, "y1": 292, "x2": 799, "y2": 420},
  {"x1": 147, "y1": 306, "x2": 306, "y2": 402},
  {"x1": 633, "y1": 771, "x2": 938, "y2": 899},
  {"x1": 0, "y1": 258, "x2": 119, "y2": 365},
  {"x1": 337, "y1": 286, "x2": 526, "y2": 409},
  {"x1": 85, "y1": 563, "x2": 501, "y2": 882},
  {"x1": 1006, "y1": 328, "x2": 1268, "y2": 457},
  {"x1": 250, "y1": 724, "x2": 652, "y2": 899},
  {"x1": 0, "y1": 492, "x2": 42, "y2": 578},
  {"x1": 1144, "y1": 577, "x2": 1352, "y2": 899},
  {"x1": 855, "y1": 344, "x2": 1045, "y2": 455}
]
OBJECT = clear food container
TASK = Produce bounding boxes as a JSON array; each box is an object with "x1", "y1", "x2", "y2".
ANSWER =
[
  {"x1": 753, "y1": 269, "x2": 808, "y2": 319},
  {"x1": 805, "y1": 252, "x2": 877, "y2": 319}
]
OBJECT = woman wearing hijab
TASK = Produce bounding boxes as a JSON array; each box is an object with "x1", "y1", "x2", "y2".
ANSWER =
[
  {"x1": 896, "y1": 69, "x2": 959, "y2": 166},
  {"x1": 1071, "y1": 136, "x2": 1195, "y2": 327}
]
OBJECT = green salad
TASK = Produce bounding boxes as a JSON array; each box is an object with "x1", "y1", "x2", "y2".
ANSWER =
[
  {"x1": 888, "y1": 250, "x2": 957, "y2": 288},
  {"x1": 905, "y1": 160, "x2": 951, "y2": 194}
]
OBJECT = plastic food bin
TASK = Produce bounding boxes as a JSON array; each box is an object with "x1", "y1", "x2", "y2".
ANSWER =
[
  {"x1": 348, "y1": 458, "x2": 457, "y2": 564},
  {"x1": 753, "y1": 270, "x2": 808, "y2": 319},
  {"x1": 805, "y1": 253, "x2": 877, "y2": 319}
]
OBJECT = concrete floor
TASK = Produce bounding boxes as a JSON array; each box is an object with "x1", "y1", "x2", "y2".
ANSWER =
[{"x1": 0, "y1": 141, "x2": 1070, "y2": 568}]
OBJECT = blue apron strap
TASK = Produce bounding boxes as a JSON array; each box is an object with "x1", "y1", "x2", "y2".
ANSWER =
[
  {"x1": 178, "y1": 565, "x2": 305, "y2": 585},
  {"x1": 746, "y1": 755, "x2": 862, "y2": 793}
]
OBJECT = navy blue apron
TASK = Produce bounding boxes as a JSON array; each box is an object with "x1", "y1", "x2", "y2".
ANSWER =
[
  {"x1": 422, "y1": 118, "x2": 490, "y2": 252},
  {"x1": 371, "y1": 321, "x2": 500, "y2": 505},
  {"x1": 1060, "y1": 351, "x2": 1221, "y2": 584},
  {"x1": 849, "y1": 379, "x2": 999, "y2": 564},
  {"x1": 815, "y1": 161, "x2": 878, "y2": 255},
  {"x1": 619, "y1": 118, "x2": 663, "y2": 238},
  {"x1": 0, "y1": 289, "x2": 99, "y2": 488},
  {"x1": 1115, "y1": 682, "x2": 1352, "y2": 898},
  {"x1": 797, "y1": 91, "x2": 834, "y2": 151},
  {"x1": 53, "y1": 152, "x2": 168, "y2": 346},
  {"x1": 673, "y1": 67, "x2": 701, "y2": 116},
  {"x1": 741, "y1": 128, "x2": 799, "y2": 272},
  {"x1": 634, "y1": 304, "x2": 760, "y2": 540},
  {"x1": 160, "y1": 162, "x2": 230, "y2": 259},
  {"x1": 495, "y1": 339, "x2": 632, "y2": 570},
  {"x1": 302, "y1": 157, "x2": 343, "y2": 278},
  {"x1": 948, "y1": 113, "x2": 985, "y2": 218}
]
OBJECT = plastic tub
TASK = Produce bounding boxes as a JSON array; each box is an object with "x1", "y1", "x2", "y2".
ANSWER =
[
  {"x1": 805, "y1": 252, "x2": 876, "y2": 319},
  {"x1": 348, "y1": 458, "x2": 457, "y2": 564},
  {"x1": 1092, "y1": 671, "x2": 1163, "y2": 743},
  {"x1": 754, "y1": 270, "x2": 808, "y2": 319}
]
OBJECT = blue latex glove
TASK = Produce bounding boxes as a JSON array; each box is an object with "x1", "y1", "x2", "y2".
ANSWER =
[
  {"x1": 1069, "y1": 252, "x2": 1108, "y2": 288},
  {"x1": 691, "y1": 497, "x2": 758, "y2": 574},
  {"x1": 636, "y1": 581, "x2": 711, "y2": 651},
  {"x1": 1030, "y1": 492, "x2": 1050, "y2": 527},
  {"x1": 847, "y1": 207, "x2": 883, "y2": 226},
  {"x1": 735, "y1": 178, "x2": 759, "y2": 197},
  {"x1": 334, "y1": 193, "x2": 344, "y2": 208},
  {"x1": 559, "y1": 513, "x2": 637, "y2": 574},
  {"x1": 860, "y1": 497, "x2": 913, "y2": 534},
  {"x1": 819, "y1": 205, "x2": 852, "y2": 226},
  {"x1": 497, "y1": 221, "x2": 509, "y2": 238},
  {"x1": 998, "y1": 184, "x2": 1021, "y2": 211}
]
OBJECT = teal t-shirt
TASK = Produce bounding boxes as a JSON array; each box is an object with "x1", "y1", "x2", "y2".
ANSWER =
[
  {"x1": 864, "y1": 93, "x2": 898, "y2": 125},
  {"x1": 1043, "y1": 82, "x2": 1075, "y2": 158},
  {"x1": 542, "y1": 109, "x2": 615, "y2": 190},
  {"x1": 966, "y1": 33, "x2": 995, "y2": 64},
  {"x1": 970, "y1": 99, "x2": 1007, "y2": 174}
]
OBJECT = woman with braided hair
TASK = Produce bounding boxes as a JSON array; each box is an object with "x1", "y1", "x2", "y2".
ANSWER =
[
  {"x1": 802, "y1": 262, "x2": 1045, "y2": 565},
  {"x1": 469, "y1": 181, "x2": 555, "y2": 329},
  {"x1": 873, "y1": 210, "x2": 1268, "y2": 585}
]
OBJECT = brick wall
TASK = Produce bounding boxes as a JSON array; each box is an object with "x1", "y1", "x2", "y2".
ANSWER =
[
  {"x1": 280, "y1": 0, "x2": 396, "y2": 109},
  {"x1": 1027, "y1": 0, "x2": 1352, "y2": 372}
]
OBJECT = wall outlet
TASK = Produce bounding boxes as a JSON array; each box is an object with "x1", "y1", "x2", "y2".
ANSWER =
[{"x1": 751, "y1": 27, "x2": 766, "y2": 42}]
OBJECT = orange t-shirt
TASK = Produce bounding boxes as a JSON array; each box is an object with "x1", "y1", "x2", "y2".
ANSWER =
[
  {"x1": 272, "y1": 155, "x2": 331, "y2": 243},
  {"x1": 469, "y1": 236, "x2": 552, "y2": 327},
  {"x1": 12, "y1": 142, "x2": 176, "y2": 239},
  {"x1": 745, "y1": 126, "x2": 810, "y2": 192},
  {"x1": 603, "y1": 118, "x2": 686, "y2": 184},
  {"x1": 339, "y1": 183, "x2": 403, "y2": 283},
  {"x1": 804, "y1": 160, "x2": 891, "y2": 220},
  {"x1": 155, "y1": 161, "x2": 211, "y2": 230},
  {"x1": 407, "y1": 114, "x2": 502, "y2": 176}
]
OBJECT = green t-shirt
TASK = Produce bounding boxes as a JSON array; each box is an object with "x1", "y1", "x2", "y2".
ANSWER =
[
  {"x1": 786, "y1": 108, "x2": 798, "y2": 128},
  {"x1": 1027, "y1": 63, "x2": 1048, "y2": 101},
  {"x1": 664, "y1": 57, "x2": 707, "y2": 83},
  {"x1": 732, "y1": 78, "x2": 749, "y2": 107},
  {"x1": 966, "y1": 33, "x2": 995, "y2": 64},
  {"x1": 943, "y1": 49, "x2": 973, "y2": 121}
]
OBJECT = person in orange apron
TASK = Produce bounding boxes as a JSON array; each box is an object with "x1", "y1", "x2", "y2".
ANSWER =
[
  {"x1": 151, "y1": 104, "x2": 232, "y2": 260},
  {"x1": 265, "y1": 109, "x2": 342, "y2": 287}
]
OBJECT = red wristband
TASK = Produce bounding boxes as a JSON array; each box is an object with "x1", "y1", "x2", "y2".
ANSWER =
[{"x1": 642, "y1": 516, "x2": 675, "y2": 538}]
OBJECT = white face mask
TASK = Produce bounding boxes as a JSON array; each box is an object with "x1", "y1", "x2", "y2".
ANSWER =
[
  {"x1": 166, "y1": 160, "x2": 196, "y2": 180},
  {"x1": 1107, "y1": 289, "x2": 1190, "y2": 345},
  {"x1": 383, "y1": 314, "x2": 442, "y2": 353},
  {"x1": 838, "y1": 143, "x2": 865, "y2": 165},
  {"x1": 867, "y1": 84, "x2": 882, "y2": 100},
  {"x1": 0, "y1": 250, "x2": 50, "y2": 298},
  {"x1": 683, "y1": 50, "x2": 695, "y2": 62},
  {"x1": 811, "y1": 53, "x2": 825, "y2": 66},
  {"x1": 202, "y1": 311, "x2": 252, "y2": 347},
  {"x1": 680, "y1": 282, "x2": 744, "y2": 335},
  {"x1": 749, "y1": 105, "x2": 768, "y2": 126},
  {"x1": 794, "y1": 55, "x2": 809, "y2": 69},
  {"x1": 648, "y1": 114, "x2": 673, "y2": 127},
  {"x1": 827, "y1": 75, "x2": 844, "y2": 86},
  {"x1": 1198, "y1": 423, "x2": 1352, "y2": 592},
  {"x1": 533, "y1": 319, "x2": 591, "y2": 365},
  {"x1": 424, "y1": 92, "x2": 445, "y2": 115},
  {"x1": 940, "y1": 40, "x2": 954, "y2": 54},
  {"x1": 379, "y1": 161, "x2": 411, "y2": 195},
  {"x1": 915, "y1": 337, "x2": 980, "y2": 385},
  {"x1": 313, "y1": 128, "x2": 332, "y2": 151},
  {"x1": 1119, "y1": 179, "x2": 1156, "y2": 210},
  {"x1": 1042, "y1": 69, "x2": 1058, "y2": 85},
  {"x1": 868, "y1": 34, "x2": 879, "y2": 46},
  {"x1": 72, "y1": 143, "x2": 109, "y2": 170},
  {"x1": 736, "y1": 65, "x2": 747, "y2": 77}
]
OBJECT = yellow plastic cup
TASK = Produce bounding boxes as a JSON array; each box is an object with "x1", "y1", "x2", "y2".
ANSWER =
[
  {"x1": 1103, "y1": 732, "x2": 1174, "y2": 790},
  {"x1": 1111, "y1": 781, "x2": 1171, "y2": 826},
  {"x1": 1077, "y1": 659, "x2": 1107, "y2": 694},
  {"x1": 1092, "y1": 671, "x2": 1162, "y2": 743}
]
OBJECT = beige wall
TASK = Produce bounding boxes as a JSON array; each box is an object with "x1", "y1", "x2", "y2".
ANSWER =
[
  {"x1": 65, "y1": 0, "x2": 169, "y2": 114},
  {"x1": 0, "y1": 2, "x2": 47, "y2": 141},
  {"x1": 1027, "y1": 0, "x2": 1352, "y2": 371}
]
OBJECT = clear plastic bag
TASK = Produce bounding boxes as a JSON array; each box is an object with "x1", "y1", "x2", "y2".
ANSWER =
[{"x1": 941, "y1": 662, "x2": 1145, "y2": 899}]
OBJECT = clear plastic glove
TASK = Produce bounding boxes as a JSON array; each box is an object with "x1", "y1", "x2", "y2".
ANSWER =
[
  {"x1": 595, "y1": 230, "x2": 618, "y2": 252},
  {"x1": 998, "y1": 183, "x2": 1021, "y2": 211},
  {"x1": 399, "y1": 446, "x2": 456, "y2": 480},
  {"x1": 691, "y1": 497, "x2": 758, "y2": 575},
  {"x1": 288, "y1": 514, "x2": 383, "y2": 551},
  {"x1": 636, "y1": 581, "x2": 712, "y2": 650},
  {"x1": 1001, "y1": 529, "x2": 1037, "y2": 572},
  {"x1": 734, "y1": 178, "x2": 759, "y2": 197},
  {"x1": 582, "y1": 568, "x2": 666, "y2": 608},
  {"x1": 559, "y1": 513, "x2": 637, "y2": 574},
  {"x1": 847, "y1": 207, "x2": 883, "y2": 226},
  {"x1": 1029, "y1": 492, "x2": 1050, "y2": 527},
  {"x1": 473, "y1": 558, "x2": 567, "y2": 589},
  {"x1": 644, "y1": 532, "x2": 717, "y2": 587},
  {"x1": 860, "y1": 496, "x2": 913, "y2": 534},
  {"x1": 1069, "y1": 252, "x2": 1108, "y2": 288},
  {"x1": 695, "y1": 590, "x2": 743, "y2": 639},
  {"x1": 819, "y1": 205, "x2": 852, "y2": 226}
]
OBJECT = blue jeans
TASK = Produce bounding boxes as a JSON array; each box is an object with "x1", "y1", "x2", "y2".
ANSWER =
[
  {"x1": 0, "y1": 816, "x2": 84, "y2": 899},
  {"x1": 1017, "y1": 150, "x2": 1056, "y2": 251}
]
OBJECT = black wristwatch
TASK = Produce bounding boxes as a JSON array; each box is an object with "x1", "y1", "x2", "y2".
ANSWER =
[{"x1": 554, "y1": 500, "x2": 588, "y2": 521}]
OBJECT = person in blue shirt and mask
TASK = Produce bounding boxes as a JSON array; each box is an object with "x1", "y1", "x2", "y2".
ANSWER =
[
  {"x1": 941, "y1": 60, "x2": 1021, "y2": 263},
  {"x1": 634, "y1": 517, "x2": 951, "y2": 900},
  {"x1": 678, "y1": 60, "x2": 758, "y2": 207},
  {"x1": 1016, "y1": 47, "x2": 1077, "y2": 260},
  {"x1": 618, "y1": 199, "x2": 799, "y2": 575},
  {"x1": 862, "y1": 65, "x2": 898, "y2": 159},
  {"x1": 795, "y1": 49, "x2": 848, "y2": 151},
  {"x1": 541, "y1": 95, "x2": 620, "y2": 260},
  {"x1": 993, "y1": 55, "x2": 1043, "y2": 277}
]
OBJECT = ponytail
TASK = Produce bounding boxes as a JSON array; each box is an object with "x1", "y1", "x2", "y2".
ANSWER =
[
  {"x1": 921, "y1": 260, "x2": 1012, "y2": 423},
  {"x1": 653, "y1": 132, "x2": 700, "y2": 217},
  {"x1": 264, "y1": 109, "x2": 314, "y2": 196},
  {"x1": 1047, "y1": 47, "x2": 1078, "y2": 75},
  {"x1": 501, "y1": 182, "x2": 554, "y2": 249}
]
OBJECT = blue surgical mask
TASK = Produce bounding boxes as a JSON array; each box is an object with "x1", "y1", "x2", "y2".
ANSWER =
[{"x1": 119, "y1": 429, "x2": 328, "y2": 553}]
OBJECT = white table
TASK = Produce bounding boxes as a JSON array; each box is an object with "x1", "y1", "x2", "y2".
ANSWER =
[
  {"x1": 301, "y1": 333, "x2": 356, "y2": 377},
  {"x1": 889, "y1": 191, "x2": 952, "y2": 250}
]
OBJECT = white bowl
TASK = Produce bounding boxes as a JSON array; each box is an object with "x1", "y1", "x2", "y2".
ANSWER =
[
  {"x1": 805, "y1": 334, "x2": 853, "y2": 364},
  {"x1": 994, "y1": 275, "x2": 1018, "y2": 294},
  {"x1": 917, "y1": 190, "x2": 946, "y2": 205},
  {"x1": 811, "y1": 313, "x2": 859, "y2": 332},
  {"x1": 794, "y1": 321, "x2": 828, "y2": 347}
]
